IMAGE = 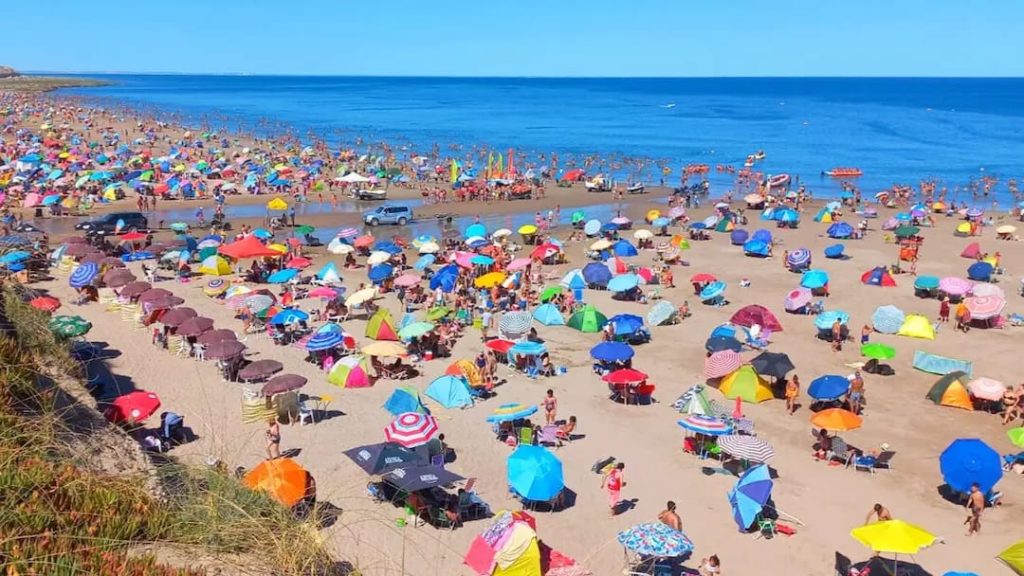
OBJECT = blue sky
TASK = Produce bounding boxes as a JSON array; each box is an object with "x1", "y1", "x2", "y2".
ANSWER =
[{"x1": 4, "y1": 0, "x2": 1021, "y2": 77}]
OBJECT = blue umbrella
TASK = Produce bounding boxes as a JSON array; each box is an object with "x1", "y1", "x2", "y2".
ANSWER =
[
  {"x1": 374, "y1": 241, "x2": 402, "y2": 255},
  {"x1": 252, "y1": 228, "x2": 273, "y2": 240},
  {"x1": 413, "y1": 254, "x2": 436, "y2": 270},
  {"x1": 939, "y1": 438, "x2": 1002, "y2": 494},
  {"x1": 464, "y1": 223, "x2": 486, "y2": 239},
  {"x1": 824, "y1": 243, "x2": 845, "y2": 259},
  {"x1": 582, "y1": 262, "x2": 612, "y2": 287},
  {"x1": 751, "y1": 229, "x2": 772, "y2": 244},
  {"x1": 429, "y1": 263, "x2": 458, "y2": 292},
  {"x1": 914, "y1": 275, "x2": 940, "y2": 290},
  {"x1": 466, "y1": 237, "x2": 489, "y2": 249},
  {"x1": 612, "y1": 239, "x2": 638, "y2": 257},
  {"x1": 786, "y1": 248, "x2": 811, "y2": 268},
  {"x1": 617, "y1": 523, "x2": 694, "y2": 558},
  {"x1": 699, "y1": 281, "x2": 726, "y2": 301},
  {"x1": 808, "y1": 375, "x2": 851, "y2": 400},
  {"x1": 871, "y1": 305, "x2": 905, "y2": 334},
  {"x1": 486, "y1": 403, "x2": 538, "y2": 423},
  {"x1": 730, "y1": 229, "x2": 749, "y2": 245},
  {"x1": 590, "y1": 341, "x2": 634, "y2": 362},
  {"x1": 609, "y1": 313, "x2": 644, "y2": 335},
  {"x1": 647, "y1": 301, "x2": 677, "y2": 326},
  {"x1": 728, "y1": 464, "x2": 773, "y2": 531},
  {"x1": 800, "y1": 269, "x2": 830, "y2": 289},
  {"x1": 306, "y1": 330, "x2": 343, "y2": 351},
  {"x1": 583, "y1": 219, "x2": 601, "y2": 236},
  {"x1": 743, "y1": 239, "x2": 770, "y2": 256},
  {"x1": 368, "y1": 263, "x2": 394, "y2": 283},
  {"x1": 895, "y1": 212, "x2": 912, "y2": 222},
  {"x1": 69, "y1": 262, "x2": 99, "y2": 288},
  {"x1": 267, "y1": 268, "x2": 299, "y2": 283},
  {"x1": 271, "y1": 308, "x2": 309, "y2": 324},
  {"x1": 607, "y1": 273, "x2": 641, "y2": 293},
  {"x1": 689, "y1": 222, "x2": 707, "y2": 230},
  {"x1": 967, "y1": 262, "x2": 993, "y2": 281},
  {"x1": 0, "y1": 250, "x2": 31, "y2": 265},
  {"x1": 42, "y1": 194, "x2": 62, "y2": 205},
  {"x1": 507, "y1": 445, "x2": 564, "y2": 501},
  {"x1": 814, "y1": 310, "x2": 849, "y2": 330},
  {"x1": 652, "y1": 217, "x2": 671, "y2": 227},
  {"x1": 470, "y1": 254, "x2": 494, "y2": 266},
  {"x1": 600, "y1": 222, "x2": 619, "y2": 233},
  {"x1": 705, "y1": 335, "x2": 743, "y2": 353},
  {"x1": 827, "y1": 222, "x2": 854, "y2": 239}
]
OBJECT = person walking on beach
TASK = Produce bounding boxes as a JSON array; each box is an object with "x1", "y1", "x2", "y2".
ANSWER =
[
  {"x1": 848, "y1": 371, "x2": 865, "y2": 415},
  {"x1": 601, "y1": 462, "x2": 625, "y2": 515},
  {"x1": 939, "y1": 296, "x2": 950, "y2": 322},
  {"x1": 785, "y1": 375, "x2": 800, "y2": 415},
  {"x1": 831, "y1": 319, "x2": 843, "y2": 352},
  {"x1": 542, "y1": 389, "x2": 557, "y2": 425},
  {"x1": 658, "y1": 500, "x2": 682, "y2": 531},
  {"x1": 965, "y1": 483, "x2": 984, "y2": 535},
  {"x1": 265, "y1": 420, "x2": 281, "y2": 460}
]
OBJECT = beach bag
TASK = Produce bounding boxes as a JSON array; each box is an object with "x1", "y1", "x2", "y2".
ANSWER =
[{"x1": 591, "y1": 456, "x2": 616, "y2": 474}]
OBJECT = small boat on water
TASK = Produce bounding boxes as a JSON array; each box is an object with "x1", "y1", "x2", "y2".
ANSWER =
[
  {"x1": 626, "y1": 182, "x2": 646, "y2": 195},
  {"x1": 824, "y1": 167, "x2": 864, "y2": 178},
  {"x1": 768, "y1": 173, "x2": 791, "y2": 189},
  {"x1": 753, "y1": 150, "x2": 767, "y2": 161}
]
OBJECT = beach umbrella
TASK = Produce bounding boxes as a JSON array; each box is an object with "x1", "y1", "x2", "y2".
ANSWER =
[
  {"x1": 538, "y1": 286, "x2": 564, "y2": 303},
  {"x1": 827, "y1": 222, "x2": 854, "y2": 239},
  {"x1": 367, "y1": 264, "x2": 394, "y2": 283},
  {"x1": 271, "y1": 308, "x2": 309, "y2": 325},
  {"x1": 120, "y1": 281, "x2": 152, "y2": 298},
  {"x1": 677, "y1": 414, "x2": 733, "y2": 436},
  {"x1": 49, "y1": 315, "x2": 91, "y2": 338},
  {"x1": 424, "y1": 306, "x2": 451, "y2": 322},
  {"x1": 699, "y1": 281, "x2": 726, "y2": 301},
  {"x1": 727, "y1": 464, "x2": 773, "y2": 531},
  {"x1": 871, "y1": 305, "x2": 905, "y2": 334},
  {"x1": 384, "y1": 412, "x2": 439, "y2": 448},
  {"x1": 507, "y1": 445, "x2": 564, "y2": 501},
  {"x1": 398, "y1": 321, "x2": 435, "y2": 340},
  {"x1": 646, "y1": 301, "x2": 677, "y2": 326},
  {"x1": 267, "y1": 268, "x2": 299, "y2": 284},
  {"x1": 262, "y1": 374, "x2": 307, "y2": 396},
  {"x1": 0, "y1": 250, "x2": 31, "y2": 266},
  {"x1": 705, "y1": 335, "x2": 742, "y2": 353},
  {"x1": 146, "y1": 295, "x2": 185, "y2": 311},
  {"x1": 474, "y1": 271, "x2": 506, "y2": 289},
  {"x1": 800, "y1": 269, "x2": 829, "y2": 289},
  {"x1": 196, "y1": 329, "x2": 237, "y2": 346},
  {"x1": 327, "y1": 238, "x2": 353, "y2": 255},
  {"x1": 343, "y1": 442, "x2": 424, "y2": 475},
  {"x1": 204, "y1": 340, "x2": 246, "y2": 360},
  {"x1": 894, "y1": 225, "x2": 920, "y2": 238},
  {"x1": 783, "y1": 287, "x2": 813, "y2": 312},
  {"x1": 367, "y1": 251, "x2": 391, "y2": 266},
  {"x1": 814, "y1": 310, "x2": 849, "y2": 331},
  {"x1": 811, "y1": 408, "x2": 862, "y2": 431},
  {"x1": 242, "y1": 458, "x2": 309, "y2": 508},
  {"x1": 998, "y1": 542, "x2": 1024, "y2": 575},
  {"x1": 851, "y1": 519, "x2": 937, "y2": 557},
  {"x1": 29, "y1": 296, "x2": 61, "y2": 313},
  {"x1": 381, "y1": 464, "x2": 465, "y2": 492},
  {"x1": 327, "y1": 355, "x2": 372, "y2": 388},
  {"x1": 393, "y1": 273, "x2": 422, "y2": 288},
  {"x1": 607, "y1": 273, "x2": 641, "y2": 293},
  {"x1": 608, "y1": 313, "x2": 645, "y2": 336},
  {"x1": 69, "y1": 262, "x2": 99, "y2": 288},
  {"x1": 486, "y1": 403, "x2": 538, "y2": 423},
  {"x1": 1008, "y1": 428, "x2": 1024, "y2": 448},
  {"x1": 582, "y1": 262, "x2": 612, "y2": 287},
  {"x1": 730, "y1": 304, "x2": 783, "y2": 332},
  {"x1": 786, "y1": 248, "x2": 811, "y2": 269},
  {"x1": 603, "y1": 368, "x2": 648, "y2": 386},
  {"x1": 429, "y1": 264, "x2": 458, "y2": 292},
  {"x1": 964, "y1": 295, "x2": 1005, "y2": 320},
  {"x1": 967, "y1": 262, "x2": 993, "y2": 282},
  {"x1": 238, "y1": 359, "x2": 284, "y2": 381},
  {"x1": 719, "y1": 435, "x2": 775, "y2": 462},
  {"x1": 703, "y1": 350, "x2": 742, "y2": 379},
  {"x1": 617, "y1": 523, "x2": 694, "y2": 558},
  {"x1": 939, "y1": 438, "x2": 1002, "y2": 493},
  {"x1": 105, "y1": 391, "x2": 161, "y2": 423},
  {"x1": 939, "y1": 277, "x2": 973, "y2": 296},
  {"x1": 612, "y1": 239, "x2": 638, "y2": 257},
  {"x1": 361, "y1": 341, "x2": 407, "y2": 357},
  {"x1": 749, "y1": 351, "x2": 795, "y2": 380},
  {"x1": 970, "y1": 283, "x2": 1004, "y2": 298},
  {"x1": 506, "y1": 257, "x2": 532, "y2": 272},
  {"x1": 966, "y1": 377, "x2": 1006, "y2": 402},
  {"x1": 861, "y1": 343, "x2": 896, "y2": 360},
  {"x1": 498, "y1": 311, "x2": 533, "y2": 338},
  {"x1": 345, "y1": 287, "x2": 377, "y2": 307},
  {"x1": 204, "y1": 278, "x2": 229, "y2": 297},
  {"x1": 808, "y1": 375, "x2": 850, "y2": 401},
  {"x1": 176, "y1": 316, "x2": 214, "y2": 337},
  {"x1": 305, "y1": 328, "x2": 344, "y2": 352},
  {"x1": 590, "y1": 341, "x2": 634, "y2": 363},
  {"x1": 567, "y1": 305, "x2": 607, "y2": 333}
]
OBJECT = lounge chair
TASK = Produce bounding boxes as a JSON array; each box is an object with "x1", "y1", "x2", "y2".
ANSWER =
[
  {"x1": 1004, "y1": 451, "x2": 1024, "y2": 470},
  {"x1": 853, "y1": 450, "x2": 895, "y2": 473},
  {"x1": 829, "y1": 437, "x2": 854, "y2": 467}
]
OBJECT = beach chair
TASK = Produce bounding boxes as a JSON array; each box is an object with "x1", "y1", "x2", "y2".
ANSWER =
[
  {"x1": 517, "y1": 427, "x2": 534, "y2": 446},
  {"x1": 829, "y1": 437, "x2": 854, "y2": 467},
  {"x1": 853, "y1": 450, "x2": 895, "y2": 473}
]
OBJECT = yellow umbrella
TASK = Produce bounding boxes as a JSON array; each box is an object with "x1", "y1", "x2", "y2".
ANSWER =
[
  {"x1": 645, "y1": 209, "x2": 661, "y2": 222},
  {"x1": 266, "y1": 197, "x2": 289, "y2": 211},
  {"x1": 345, "y1": 287, "x2": 377, "y2": 307},
  {"x1": 589, "y1": 238, "x2": 612, "y2": 251},
  {"x1": 633, "y1": 229, "x2": 653, "y2": 240},
  {"x1": 58, "y1": 151, "x2": 70, "y2": 159},
  {"x1": 518, "y1": 224, "x2": 537, "y2": 235},
  {"x1": 361, "y1": 341, "x2": 407, "y2": 357},
  {"x1": 851, "y1": 519, "x2": 936, "y2": 555},
  {"x1": 474, "y1": 272, "x2": 506, "y2": 288},
  {"x1": 267, "y1": 243, "x2": 288, "y2": 254}
]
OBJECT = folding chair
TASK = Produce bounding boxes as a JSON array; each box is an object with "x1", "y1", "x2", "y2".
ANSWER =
[{"x1": 517, "y1": 427, "x2": 534, "y2": 446}]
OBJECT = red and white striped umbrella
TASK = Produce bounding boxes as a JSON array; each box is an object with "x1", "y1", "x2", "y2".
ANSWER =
[
  {"x1": 703, "y1": 350, "x2": 742, "y2": 379},
  {"x1": 384, "y1": 412, "x2": 439, "y2": 448},
  {"x1": 967, "y1": 377, "x2": 1006, "y2": 401},
  {"x1": 964, "y1": 295, "x2": 1005, "y2": 320}
]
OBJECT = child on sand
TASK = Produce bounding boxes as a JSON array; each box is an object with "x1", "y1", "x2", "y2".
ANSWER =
[
  {"x1": 786, "y1": 375, "x2": 800, "y2": 415},
  {"x1": 601, "y1": 462, "x2": 625, "y2": 515}
]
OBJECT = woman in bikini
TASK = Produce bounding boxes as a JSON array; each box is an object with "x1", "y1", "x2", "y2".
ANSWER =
[{"x1": 542, "y1": 389, "x2": 557, "y2": 425}]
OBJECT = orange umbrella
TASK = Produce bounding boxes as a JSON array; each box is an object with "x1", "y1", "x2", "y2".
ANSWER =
[
  {"x1": 29, "y1": 296, "x2": 61, "y2": 312},
  {"x1": 811, "y1": 408, "x2": 863, "y2": 431},
  {"x1": 242, "y1": 458, "x2": 310, "y2": 507},
  {"x1": 354, "y1": 234, "x2": 375, "y2": 249}
]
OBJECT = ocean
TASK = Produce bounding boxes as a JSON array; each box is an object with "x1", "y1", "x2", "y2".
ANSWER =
[{"x1": 58, "y1": 75, "x2": 1024, "y2": 206}]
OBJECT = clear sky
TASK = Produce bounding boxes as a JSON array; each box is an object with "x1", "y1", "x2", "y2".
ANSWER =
[{"x1": 4, "y1": 0, "x2": 1021, "y2": 77}]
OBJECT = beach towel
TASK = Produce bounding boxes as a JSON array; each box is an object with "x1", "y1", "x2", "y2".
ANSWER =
[{"x1": 912, "y1": 350, "x2": 973, "y2": 377}]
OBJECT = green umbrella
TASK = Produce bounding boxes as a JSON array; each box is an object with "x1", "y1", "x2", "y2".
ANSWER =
[
  {"x1": 567, "y1": 304, "x2": 607, "y2": 333},
  {"x1": 539, "y1": 286, "x2": 563, "y2": 303},
  {"x1": 1009, "y1": 427, "x2": 1024, "y2": 448},
  {"x1": 294, "y1": 225, "x2": 315, "y2": 235},
  {"x1": 894, "y1": 225, "x2": 920, "y2": 238},
  {"x1": 398, "y1": 321, "x2": 435, "y2": 340},
  {"x1": 49, "y1": 315, "x2": 92, "y2": 338},
  {"x1": 170, "y1": 222, "x2": 189, "y2": 232},
  {"x1": 571, "y1": 211, "x2": 585, "y2": 223},
  {"x1": 425, "y1": 306, "x2": 451, "y2": 321},
  {"x1": 860, "y1": 343, "x2": 896, "y2": 360}
]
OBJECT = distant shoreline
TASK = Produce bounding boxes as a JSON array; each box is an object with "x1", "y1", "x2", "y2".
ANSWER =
[{"x1": 0, "y1": 75, "x2": 108, "y2": 93}]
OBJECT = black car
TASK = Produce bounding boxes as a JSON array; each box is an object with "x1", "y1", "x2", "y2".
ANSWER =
[{"x1": 74, "y1": 212, "x2": 148, "y2": 233}]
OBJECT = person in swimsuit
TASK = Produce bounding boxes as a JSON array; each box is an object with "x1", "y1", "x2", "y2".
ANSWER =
[
  {"x1": 542, "y1": 389, "x2": 557, "y2": 425},
  {"x1": 785, "y1": 375, "x2": 800, "y2": 415},
  {"x1": 965, "y1": 483, "x2": 984, "y2": 535},
  {"x1": 1003, "y1": 385, "x2": 1022, "y2": 425},
  {"x1": 265, "y1": 420, "x2": 281, "y2": 460},
  {"x1": 865, "y1": 503, "x2": 892, "y2": 524},
  {"x1": 658, "y1": 500, "x2": 682, "y2": 530},
  {"x1": 601, "y1": 462, "x2": 625, "y2": 515}
]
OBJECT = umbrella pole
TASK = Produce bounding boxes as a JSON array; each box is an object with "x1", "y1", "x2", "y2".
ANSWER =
[{"x1": 766, "y1": 505, "x2": 805, "y2": 526}]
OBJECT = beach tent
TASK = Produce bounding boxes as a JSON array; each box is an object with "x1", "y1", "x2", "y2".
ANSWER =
[
  {"x1": 861, "y1": 266, "x2": 897, "y2": 287},
  {"x1": 813, "y1": 207, "x2": 834, "y2": 223},
  {"x1": 327, "y1": 355, "x2": 372, "y2": 388},
  {"x1": 824, "y1": 244, "x2": 845, "y2": 259},
  {"x1": 425, "y1": 375, "x2": 474, "y2": 409},
  {"x1": 730, "y1": 304, "x2": 783, "y2": 332},
  {"x1": 198, "y1": 255, "x2": 232, "y2": 276},
  {"x1": 676, "y1": 384, "x2": 713, "y2": 415},
  {"x1": 446, "y1": 359, "x2": 483, "y2": 388},
  {"x1": 532, "y1": 303, "x2": 564, "y2": 326},
  {"x1": 827, "y1": 222, "x2": 854, "y2": 239},
  {"x1": 612, "y1": 239, "x2": 638, "y2": 257},
  {"x1": 567, "y1": 305, "x2": 607, "y2": 333},
  {"x1": 365, "y1": 309, "x2": 399, "y2": 341},
  {"x1": 960, "y1": 242, "x2": 982, "y2": 259},
  {"x1": 743, "y1": 240, "x2": 770, "y2": 257},
  {"x1": 464, "y1": 511, "x2": 542, "y2": 576},
  {"x1": 871, "y1": 305, "x2": 905, "y2": 334},
  {"x1": 383, "y1": 386, "x2": 428, "y2": 415},
  {"x1": 926, "y1": 371, "x2": 973, "y2": 411},
  {"x1": 719, "y1": 365, "x2": 773, "y2": 404},
  {"x1": 897, "y1": 314, "x2": 935, "y2": 340},
  {"x1": 316, "y1": 262, "x2": 341, "y2": 284}
]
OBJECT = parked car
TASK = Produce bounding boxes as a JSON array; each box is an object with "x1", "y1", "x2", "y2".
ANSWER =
[
  {"x1": 353, "y1": 188, "x2": 388, "y2": 201},
  {"x1": 74, "y1": 212, "x2": 148, "y2": 233},
  {"x1": 363, "y1": 205, "x2": 413, "y2": 226}
]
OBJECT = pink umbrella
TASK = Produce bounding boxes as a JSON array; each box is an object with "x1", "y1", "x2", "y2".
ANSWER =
[
  {"x1": 964, "y1": 295, "x2": 1005, "y2": 320},
  {"x1": 939, "y1": 277, "x2": 973, "y2": 296},
  {"x1": 668, "y1": 206, "x2": 686, "y2": 219},
  {"x1": 703, "y1": 350, "x2": 742, "y2": 379},
  {"x1": 394, "y1": 273, "x2": 422, "y2": 287},
  {"x1": 784, "y1": 287, "x2": 813, "y2": 311},
  {"x1": 507, "y1": 257, "x2": 532, "y2": 271},
  {"x1": 970, "y1": 283, "x2": 1005, "y2": 299},
  {"x1": 22, "y1": 193, "x2": 42, "y2": 208},
  {"x1": 308, "y1": 286, "x2": 339, "y2": 299},
  {"x1": 384, "y1": 412, "x2": 439, "y2": 448},
  {"x1": 967, "y1": 377, "x2": 1006, "y2": 401},
  {"x1": 453, "y1": 251, "x2": 475, "y2": 268}
]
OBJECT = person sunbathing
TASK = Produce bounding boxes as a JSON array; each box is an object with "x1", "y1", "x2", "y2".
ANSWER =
[{"x1": 556, "y1": 416, "x2": 577, "y2": 447}]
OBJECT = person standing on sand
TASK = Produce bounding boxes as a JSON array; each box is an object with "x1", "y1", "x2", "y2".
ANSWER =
[
  {"x1": 265, "y1": 420, "x2": 281, "y2": 460},
  {"x1": 860, "y1": 324, "x2": 871, "y2": 345},
  {"x1": 939, "y1": 296, "x2": 950, "y2": 322},
  {"x1": 658, "y1": 501, "x2": 682, "y2": 530},
  {"x1": 542, "y1": 389, "x2": 557, "y2": 425},
  {"x1": 785, "y1": 375, "x2": 800, "y2": 415},
  {"x1": 965, "y1": 483, "x2": 984, "y2": 535},
  {"x1": 831, "y1": 319, "x2": 843, "y2": 352},
  {"x1": 601, "y1": 462, "x2": 625, "y2": 515},
  {"x1": 848, "y1": 371, "x2": 865, "y2": 415}
]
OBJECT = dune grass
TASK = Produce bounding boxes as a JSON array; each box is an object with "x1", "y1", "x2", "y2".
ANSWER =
[{"x1": 0, "y1": 285, "x2": 344, "y2": 575}]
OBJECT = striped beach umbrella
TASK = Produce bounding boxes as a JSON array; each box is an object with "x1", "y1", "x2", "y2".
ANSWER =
[
  {"x1": 703, "y1": 350, "x2": 742, "y2": 379},
  {"x1": 964, "y1": 295, "x2": 1005, "y2": 320},
  {"x1": 718, "y1": 435, "x2": 775, "y2": 462},
  {"x1": 786, "y1": 248, "x2": 811, "y2": 269},
  {"x1": 498, "y1": 311, "x2": 533, "y2": 338},
  {"x1": 306, "y1": 329, "x2": 344, "y2": 352},
  {"x1": 486, "y1": 403, "x2": 538, "y2": 423},
  {"x1": 336, "y1": 227, "x2": 359, "y2": 239},
  {"x1": 871, "y1": 305, "x2": 905, "y2": 334},
  {"x1": 384, "y1": 412, "x2": 439, "y2": 448},
  {"x1": 784, "y1": 287, "x2": 813, "y2": 312},
  {"x1": 939, "y1": 277, "x2": 973, "y2": 296},
  {"x1": 69, "y1": 262, "x2": 99, "y2": 288},
  {"x1": 677, "y1": 414, "x2": 733, "y2": 436}
]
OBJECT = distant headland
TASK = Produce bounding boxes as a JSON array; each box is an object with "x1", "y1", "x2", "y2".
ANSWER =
[{"x1": 0, "y1": 66, "x2": 108, "y2": 92}]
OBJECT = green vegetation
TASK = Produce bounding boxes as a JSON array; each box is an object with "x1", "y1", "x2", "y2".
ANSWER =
[
  {"x1": 0, "y1": 74, "x2": 107, "y2": 93},
  {"x1": 0, "y1": 285, "x2": 343, "y2": 575}
]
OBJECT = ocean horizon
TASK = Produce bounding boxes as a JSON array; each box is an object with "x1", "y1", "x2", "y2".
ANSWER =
[{"x1": 52, "y1": 74, "x2": 1024, "y2": 206}]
